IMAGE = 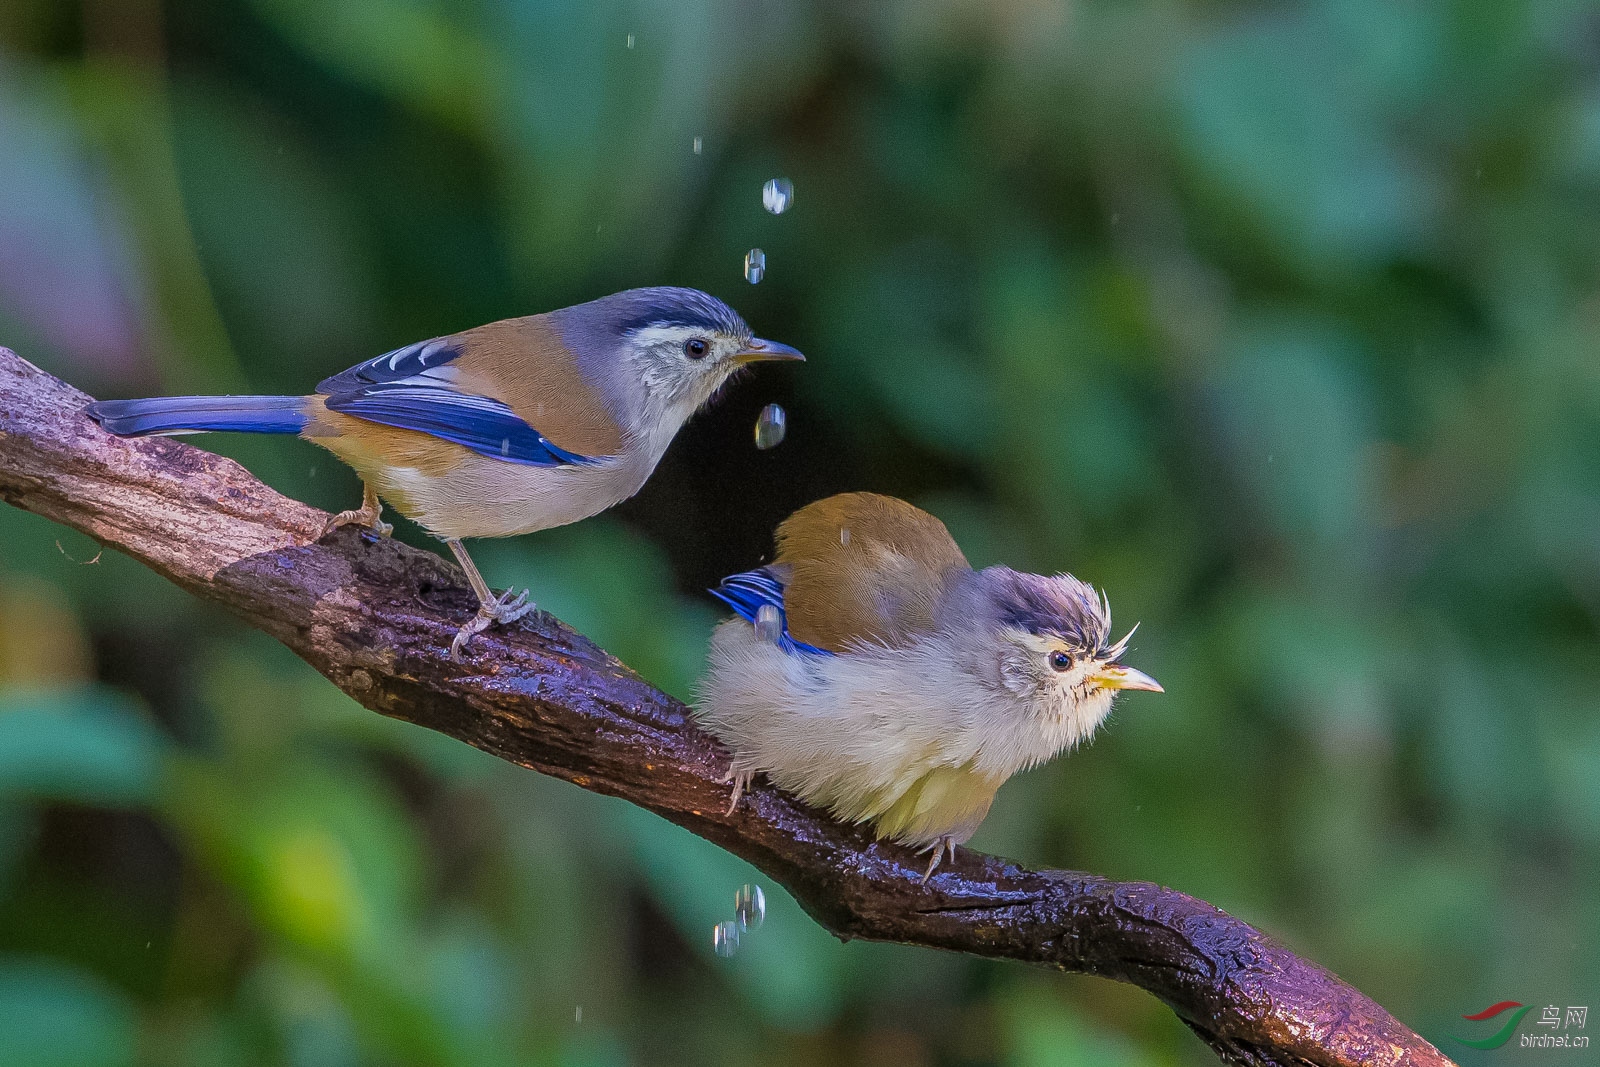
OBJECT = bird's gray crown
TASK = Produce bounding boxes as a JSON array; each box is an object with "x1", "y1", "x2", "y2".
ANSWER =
[
  {"x1": 600, "y1": 286, "x2": 751, "y2": 339},
  {"x1": 980, "y1": 567, "x2": 1111, "y2": 653}
]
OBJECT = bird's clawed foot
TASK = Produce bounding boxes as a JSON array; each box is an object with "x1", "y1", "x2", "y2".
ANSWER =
[
  {"x1": 323, "y1": 508, "x2": 393, "y2": 540},
  {"x1": 322, "y1": 486, "x2": 392, "y2": 540},
  {"x1": 918, "y1": 836, "x2": 958, "y2": 884},
  {"x1": 722, "y1": 765, "x2": 755, "y2": 816},
  {"x1": 449, "y1": 588, "x2": 535, "y2": 662}
]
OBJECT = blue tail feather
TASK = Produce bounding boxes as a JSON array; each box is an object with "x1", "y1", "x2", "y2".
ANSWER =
[
  {"x1": 85, "y1": 396, "x2": 308, "y2": 436},
  {"x1": 710, "y1": 567, "x2": 832, "y2": 656}
]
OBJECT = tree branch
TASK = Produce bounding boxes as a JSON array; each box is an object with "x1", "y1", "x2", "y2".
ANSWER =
[{"x1": 0, "y1": 349, "x2": 1454, "y2": 1067}]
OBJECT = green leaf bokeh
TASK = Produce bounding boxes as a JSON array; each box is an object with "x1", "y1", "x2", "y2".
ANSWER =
[{"x1": 2, "y1": 1, "x2": 1598, "y2": 1063}]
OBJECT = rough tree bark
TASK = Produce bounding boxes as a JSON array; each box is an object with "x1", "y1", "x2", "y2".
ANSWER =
[{"x1": 0, "y1": 348, "x2": 1455, "y2": 1067}]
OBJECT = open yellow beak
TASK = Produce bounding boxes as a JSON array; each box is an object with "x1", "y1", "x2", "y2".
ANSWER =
[
  {"x1": 733, "y1": 338, "x2": 805, "y2": 364},
  {"x1": 1087, "y1": 664, "x2": 1163, "y2": 693}
]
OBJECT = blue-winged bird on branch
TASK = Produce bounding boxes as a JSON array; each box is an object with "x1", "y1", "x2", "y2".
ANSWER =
[
  {"x1": 697, "y1": 492, "x2": 1161, "y2": 880},
  {"x1": 86, "y1": 287, "x2": 803, "y2": 658}
]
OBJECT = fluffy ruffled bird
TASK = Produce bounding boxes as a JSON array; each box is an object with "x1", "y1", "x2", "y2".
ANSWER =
[
  {"x1": 697, "y1": 492, "x2": 1161, "y2": 880},
  {"x1": 85, "y1": 287, "x2": 803, "y2": 658}
]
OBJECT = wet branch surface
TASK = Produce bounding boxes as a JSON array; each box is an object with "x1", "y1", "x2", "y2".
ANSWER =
[{"x1": 0, "y1": 349, "x2": 1455, "y2": 1067}]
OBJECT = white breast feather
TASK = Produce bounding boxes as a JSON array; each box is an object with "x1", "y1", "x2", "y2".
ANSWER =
[
  {"x1": 695, "y1": 619, "x2": 1116, "y2": 848},
  {"x1": 376, "y1": 451, "x2": 646, "y2": 540}
]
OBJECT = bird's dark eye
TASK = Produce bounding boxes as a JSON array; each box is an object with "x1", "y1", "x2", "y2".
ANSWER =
[
  {"x1": 684, "y1": 337, "x2": 710, "y2": 359},
  {"x1": 1048, "y1": 650, "x2": 1073, "y2": 672}
]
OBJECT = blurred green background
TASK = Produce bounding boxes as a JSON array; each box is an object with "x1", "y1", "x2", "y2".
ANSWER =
[{"x1": 1, "y1": 0, "x2": 1598, "y2": 1063}]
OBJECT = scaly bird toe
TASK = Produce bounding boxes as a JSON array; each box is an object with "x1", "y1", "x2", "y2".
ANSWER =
[
  {"x1": 919, "y1": 836, "x2": 957, "y2": 884},
  {"x1": 449, "y1": 612, "x2": 492, "y2": 662},
  {"x1": 322, "y1": 508, "x2": 385, "y2": 538},
  {"x1": 450, "y1": 589, "x2": 536, "y2": 662},
  {"x1": 491, "y1": 588, "x2": 534, "y2": 623},
  {"x1": 723, "y1": 766, "x2": 755, "y2": 816},
  {"x1": 322, "y1": 484, "x2": 390, "y2": 540}
]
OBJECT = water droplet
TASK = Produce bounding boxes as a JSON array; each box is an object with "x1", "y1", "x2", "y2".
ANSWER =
[
  {"x1": 625, "y1": 33, "x2": 635, "y2": 48},
  {"x1": 762, "y1": 177, "x2": 794, "y2": 215},
  {"x1": 575, "y1": 1005, "x2": 583, "y2": 1023},
  {"x1": 692, "y1": 135, "x2": 703, "y2": 155},
  {"x1": 735, "y1": 884, "x2": 765, "y2": 931},
  {"x1": 500, "y1": 437, "x2": 511, "y2": 456},
  {"x1": 754, "y1": 604, "x2": 782, "y2": 644},
  {"x1": 713, "y1": 920, "x2": 740, "y2": 957},
  {"x1": 754, "y1": 403, "x2": 786, "y2": 450},
  {"x1": 744, "y1": 248, "x2": 766, "y2": 284},
  {"x1": 840, "y1": 527, "x2": 850, "y2": 546}
]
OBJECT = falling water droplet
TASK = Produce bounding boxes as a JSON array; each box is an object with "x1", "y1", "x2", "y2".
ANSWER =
[
  {"x1": 754, "y1": 604, "x2": 782, "y2": 644},
  {"x1": 713, "y1": 920, "x2": 741, "y2": 957},
  {"x1": 575, "y1": 1005, "x2": 583, "y2": 1023},
  {"x1": 840, "y1": 527, "x2": 850, "y2": 546},
  {"x1": 754, "y1": 403, "x2": 786, "y2": 450},
  {"x1": 744, "y1": 248, "x2": 766, "y2": 284},
  {"x1": 762, "y1": 178, "x2": 794, "y2": 215},
  {"x1": 692, "y1": 135, "x2": 703, "y2": 155},
  {"x1": 625, "y1": 33, "x2": 635, "y2": 48},
  {"x1": 735, "y1": 884, "x2": 766, "y2": 931},
  {"x1": 500, "y1": 437, "x2": 511, "y2": 456}
]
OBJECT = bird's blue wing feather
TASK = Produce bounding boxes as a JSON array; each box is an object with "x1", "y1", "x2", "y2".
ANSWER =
[
  {"x1": 710, "y1": 568, "x2": 832, "y2": 656},
  {"x1": 316, "y1": 337, "x2": 463, "y2": 395},
  {"x1": 323, "y1": 385, "x2": 595, "y2": 466},
  {"x1": 710, "y1": 569, "x2": 786, "y2": 619}
]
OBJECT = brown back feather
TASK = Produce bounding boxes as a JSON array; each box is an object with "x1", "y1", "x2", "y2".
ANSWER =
[
  {"x1": 450, "y1": 316, "x2": 626, "y2": 457},
  {"x1": 776, "y1": 493, "x2": 970, "y2": 653}
]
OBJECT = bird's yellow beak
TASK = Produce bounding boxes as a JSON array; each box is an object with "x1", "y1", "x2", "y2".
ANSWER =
[
  {"x1": 733, "y1": 338, "x2": 805, "y2": 364},
  {"x1": 1087, "y1": 664, "x2": 1163, "y2": 693}
]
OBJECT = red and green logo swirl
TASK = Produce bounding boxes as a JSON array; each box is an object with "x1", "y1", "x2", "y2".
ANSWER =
[{"x1": 1451, "y1": 1002, "x2": 1534, "y2": 1050}]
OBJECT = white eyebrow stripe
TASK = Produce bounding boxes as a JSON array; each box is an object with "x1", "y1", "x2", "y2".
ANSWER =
[{"x1": 628, "y1": 325, "x2": 706, "y2": 346}]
